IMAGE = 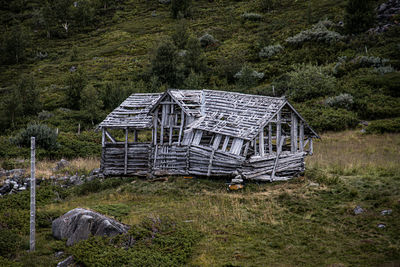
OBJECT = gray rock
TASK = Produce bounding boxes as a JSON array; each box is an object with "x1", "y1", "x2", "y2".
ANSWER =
[
  {"x1": 55, "y1": 251, "x2": 65, "y2": 258},
  {"x1": 0, "y1": 183, "x2": 13, "y2": 194},
  {"x1": 69, "y1": 175, "x2": 83, "y2": 186},
  {"x1": 52, "y1": 208, "x2": 130, "y2": 246},
  {"x1": 377, "y1": 223, "x2": 386, "y2": 228},
  {"x1": 57, "y1": 256, "x2": 74, "y2": 267},
  {"x1": 381, "y1": 209, "x2": 392, "y2": 215},
  {"x1": 54, "y1": 159, "x2": 70, "y2": 171},
  {"x1": 89, "y1": 168, "x2": 100, "y2": 176},
  {"x1": 309, "y1": 182, "x2": 319, "y2": 187},
  {"x1": 354, "y1": 206, "x2": 364, "y2": 215},
  {"x1": 379, "y1": 3, "x2": 388, "y2": 12}
]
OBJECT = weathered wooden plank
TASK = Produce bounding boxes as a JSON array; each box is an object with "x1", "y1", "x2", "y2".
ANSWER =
[
  {"x1": 299, "y1": 121, "x2": 304, "y2": 153},
  {"x1": 124, "y1": 128, "x2": 128, "y2": 175},
  {"x1": 259, "y1": 128, "x2": 265, "y2": 156},
  {"x1": 268, "y1": 123, "x2": 272, "y2": 154}
]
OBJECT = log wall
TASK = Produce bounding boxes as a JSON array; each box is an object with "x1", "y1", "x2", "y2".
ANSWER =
[{"x1": 101, "y1": 142, "x2": 151, "y2": 176}]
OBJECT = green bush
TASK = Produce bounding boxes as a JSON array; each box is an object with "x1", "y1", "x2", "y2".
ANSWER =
[
  {"x1": 241, "y1": 13, "x2": 263, "y2": 21},
  {"x1": 324, "y1": 93, "x2": 354, "y2": 110},
  {"x1": 234, "y1": 65, "x2": 264, "y2": 90},
  {"x1": 259, "y1": 44, "x2": 283, "y2": 59},
  {"x1": 365, "y1": 118, "x2": 400, "y2": 134},
  {"x1": 199, "y1": 33, "x2": 217, "y2": 48},
  {"x1": 286, "y1": 20, "x2": 344, "y2": 46},
  {"x1": 171, "y1": 0, "x2": 192, "y2": 19},
  {"x1": 344, "y1": 0, "x2": 375, "y2": 34},
  {"x1": 0, "y1": 229, "x2": 21, "y2": 258},
  {"x1": 91, "y1": 203, "x2": 131, "y2": 221},
  {"x1": 273, "y1": 64, "x2": 336, "y2": 102},
  {"x1": 11, "y1": 124, "x2": 58, "y2": 150},
  {"x1": 69, "y1": 216, "x2": 201, "y2": 266},
  {"x1": 151, "y1": 40, "x2": 182, "y2": 86},
  {"x1": 297, "y1": 103, "x2": 359, "y2": 132}
]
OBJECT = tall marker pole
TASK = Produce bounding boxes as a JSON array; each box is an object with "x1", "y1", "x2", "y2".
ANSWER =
[{"x1": 30, "y1": 137, "x2": 36, "y2": 252}]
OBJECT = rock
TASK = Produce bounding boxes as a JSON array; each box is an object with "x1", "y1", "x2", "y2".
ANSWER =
[
  {"x1": 379, "y1": 3, "x2": 388, "y2": 12},
  {"x1": 354, "y1": 206, "x2": 364, "y2": 215},
  {"x1": 0, "y1": 183, "x2": 13, "y2": 195},
  {"x1": 377, "y1": 223, "x2": 386, "y2": 228},
  {"x1": 69, "y1": 175, "x2": 83, "y2": 186},
  {"x1": 55, "y1": 251, "x2": 65, "y2": 258},
  {"x1": 89, "y1": 168, "x2": 100, "y2": 176},
  {"x1": 57, "y1": 256, "x2": 74, "y2": 267},
  {"x1": 52, "y1": 208, "x2": 130, "y2": 246},
  {"x1": 381, "y1": 209, "x2": 392, "y2": 215},
  {"x1": 309, "y1": 182, "x2": 319, "y2": 187},
  {"x1": 54, "y1": 159, "x2": 70, "y2": 171}
]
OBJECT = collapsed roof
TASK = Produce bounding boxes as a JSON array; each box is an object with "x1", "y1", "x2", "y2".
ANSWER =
[{"x1": 99, "y1": 89, "x2": 318, "y2": 140}]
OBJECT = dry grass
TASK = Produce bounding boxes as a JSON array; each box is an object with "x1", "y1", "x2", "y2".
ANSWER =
[
  {"x1": 35, "y1": 157, "x2": 100, "y2": 178},
  {"x1": 307, "y1": 130, "x2": 400, "y2": 172}
]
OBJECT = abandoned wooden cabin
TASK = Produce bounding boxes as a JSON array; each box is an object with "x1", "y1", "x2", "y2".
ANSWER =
[{"x1": 99, "y1": 89, "x2": 319, "y2": 181}]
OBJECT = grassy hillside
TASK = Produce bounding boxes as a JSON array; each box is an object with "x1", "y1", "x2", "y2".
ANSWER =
[
  {"x1": 1, "y1": 0, "x2": 400, "y2": 145},
  {"x1": 1, "y1": 131, "x2": 399, "y2": 266}
]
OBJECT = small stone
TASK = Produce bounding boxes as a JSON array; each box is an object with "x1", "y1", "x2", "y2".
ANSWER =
[
  {"x1": 309, "y1": 182, "x2": 319, "y2": 187},
  {"x1": 377, "y1": 223, "x2": 386, "y2": 228},
  {"x1": 381, "y1": 209, "x2": 392, "y2": 215},
  {"x1": 55, "y1": 251, "x2": 64, "y2": 258},
  {"x1": 354, "y1": 206, "x2": 364, "y2": 215},
  {"x1": 57, "y1": 256, "x2": 74, "y2": 267}
]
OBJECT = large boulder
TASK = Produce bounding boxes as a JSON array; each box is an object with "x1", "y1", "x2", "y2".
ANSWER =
[{"x1": 52, "y1": 208, "x2": 130, "y2": 246}]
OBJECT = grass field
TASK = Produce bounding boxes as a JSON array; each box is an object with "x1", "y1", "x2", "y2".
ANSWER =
[{"x1": 3, "y1": 131, "x2": 400, "y2": 266}]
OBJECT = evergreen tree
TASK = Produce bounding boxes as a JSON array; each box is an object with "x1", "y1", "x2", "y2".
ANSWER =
[
  {"x1": 65, "y1": 69, "x2": 87, "y2": 110},
  {"x1": 151, "y1": 41, "x2": 180, "y2": 86},
  {"x1": 171, "y1": 0, "x2": 192, "y2": 19},
  {"x1": 183, "y1": 70, "x2": 204, "y2": 89},
  {"x1": 172, "y1": 20, "x2": 189, "y2": 49},
  {"x1": 344, "y1": 0, "x2": 375, "y2": 34},
  {"x1": 1, "y1": 23, "x2": 30, "y2": 64},
  {"x1": 80, "y1": 84, "x2": 103, "y2": 125},
  {"x1": 184, "y1": 36, "x2": 207, "y2": 74},
  {"x1": 17, "y1": 74, "x2": 41, "y2": 115},
  {"x1": 0, "y1": 86, "x2": 22, "y2": 129}
]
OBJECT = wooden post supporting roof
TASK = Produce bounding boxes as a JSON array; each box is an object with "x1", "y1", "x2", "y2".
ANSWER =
[
  {"x1": 101, "y1": 128, "x2": 105, "y2": 147},
  {"x1": 259, "y1": 128, "x2": 265, "y2": 156},
  {"x1": 124, "y1": 127, "x2": 128, "y2": 175},
  {"x1": 299, "y1": 121, "x2": 304, "y2": 153},
  {"x1": 293, "y1": 114, "x2": 298, "y2": 152},
  {"x1": 178, "y1": 109, "x2": 185, "y2": 145},
  {"x1": 268, "y1": 123, "x2": 272, "y2": 154},
  {"x1": 276, "y1": 111, "x2": 281, "y2": 154},
  {"x1": 153, "y1": 108, "x2": 158, "y2": 146}
]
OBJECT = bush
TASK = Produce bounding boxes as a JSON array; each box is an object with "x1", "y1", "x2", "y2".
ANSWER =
[
  {"x1": 259, "y1": 44, "x2": 283, "y2": 58},
  {"x1": 184, "y1": 36, "x2": 207, "y2": 74},
  {"x1": 325, "y1": 93, "x2": 354, "y2": 110},
  {"x1": 241, "y1": 13, "x2": 263, "y2": 21},
  {"x1": 151, "y1": 40, "x2": 181, "y2": 86},
  {"x1": 69, "y1": 216, "x2": 201, "y2": 266},
  {"x1": 65, "y1": 68, "x2": 87, "y2": 110},
  {"x1": 234, "y1": 65, "x2": 264, "y2": 90},
  {"x1": 273, "y1": 64, "x2": 336, "y2": 102},
  {"x1": 171, "y1": 0, "x2": 191, "y2": 19},
  {"x1": 11, "y1": 124, "x2": 58, "y2": 150},
  {"x1": 297, "y1": 103, "x2": 359, "y2": 132},
  {"x1": 198, "y1": 33, "x2": 217, "y2": 48},
  {"x1": 333, "y1": 56, "x2": 393, "y2": 76},
  {"x1": 37, "y1": 110, "x2": 54, "y2": 120},
  {"x1": 172, "y1": 20, "x2": 189, "y2": 49},
  {"x1": 286, "y1": 20, "x2": 344, "y2": 46},
  {"x1": 365, "y1": 118, "x2": 400, "y2": 134},
  {"x1": 344, "y1": 0, "x2": 375, "y2": 34},
  {"x1": 0, "y1": 228, "x2": 21, "y2": 258}
]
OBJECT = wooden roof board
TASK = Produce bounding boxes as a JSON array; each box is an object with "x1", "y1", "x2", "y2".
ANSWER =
[
  {"x1": 99, "y1": 89, "x2": 319, "y2": 139},
  {"x1": 99, "y1": 93, "x2": 162, "y2": 128}
]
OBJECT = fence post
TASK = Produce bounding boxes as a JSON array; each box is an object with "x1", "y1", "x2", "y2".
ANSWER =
[{"x1": 30, "y1": 137, "x2": 36, "y2": 252}]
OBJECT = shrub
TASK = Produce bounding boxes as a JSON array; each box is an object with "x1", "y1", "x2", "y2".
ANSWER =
[
  {"x1": 199, "y1": 33, "x2": 217, "y2": 48},
  {"x1": 151, "y1": 40, "x2": 181, "y2": 86},
  {"x1": 69, "y1": 216, "x2": 201, "y2": 266},
  {"x1": 297, "y1": 103, "x2": 359, "y2": 132},
  {"x1": 286, "y1": 20, "x2": 344, "y2": 46},
  {"x1": 241, "y1": 13, "x2": 263, "y2": 21},
  {"x1": 183, "y1": 70, "x2": 205, "y2": 89},
  {"x1": 0, "y1": 228, "x2": 21, "y2": 258},
  {"x1": 273, "y1": 64, "x2": 336, "y2": 102},
  {"x1": 333, "y1": 56, "x2": 394, "y2": 77},
  {"x1": 171, "y1": 0, "x2": 191, "y2": 19},
  {"x1": 184, "y1": 36, "x2": 207, "y2": 74},
  {"x1": 65, "y1": 68, "x2": 87, "y2": 110},
  {"x1": 235, "y1": 65, "x2": 264, "y2": 90},
  {"x1": 172, "y1": 20, "x2": 189, "y2": 49},
  {"x1": 344, "y1": 0, "x2": 375, "y2": 34},
  {"x1": 365, "y1": 118, "x2": 400, "y2": 134},
  {"x1": 37, "y1": 110, "x2": 54, "y2": 120},
  {"x1": 325, "y1": 93, "x2": 354, "y2": 110},
  {"x1": 11, "y1": 124, "x2": 58, "y2": 150},
  {"x1": 91, "y1": 203, "x2": 130, "y2": 221},
  {"x1": 259, "y1": 44, "x2": 283, "y2": 58},
  {"x1": 0, "y1": 23, "x2": 30, "y2": 64}
]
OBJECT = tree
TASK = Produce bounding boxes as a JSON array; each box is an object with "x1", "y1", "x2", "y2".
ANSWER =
[
  {"x1": 184, "y1": 36, "x2": 207, "y2": 74},
  {"x1": 172, "y1": 20, "x2": 189, "y2": 49},
  {"x1": 183, "y1": 70, "x2": 204, "y2": 89},
  {"x1": 171, "y1": 0, "x2": 192, "y2": 19},
  {"x1": 65, "y1": 69, "x2": 87, "y2": 109},
  {"x1": 0, "y1": 86, "x2": 22, "y2": 129},
  {"x1": 1, "y1": 23, "x2": 30, "y2": 64},
  {"x1": 344, "y1": 0, "x2": 375, "y2": 34},
  {"x1": 17, "y1": 74, "x2": 41, "y2": 115},
  {"x1": 151, "y1": 40, "x2": 180, "y2": 86},
  {"x1": 80, "y1": 84, "x2": 103, "y2": 125}
]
